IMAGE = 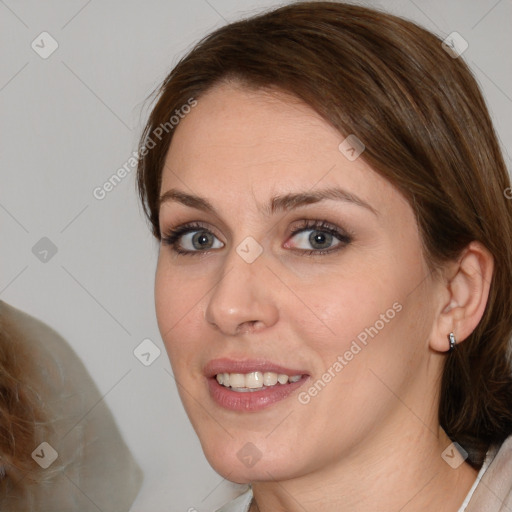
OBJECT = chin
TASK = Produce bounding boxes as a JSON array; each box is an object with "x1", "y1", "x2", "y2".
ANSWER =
[{"x1": 201, "y1": 441, "x2": 305, "y2": 484}]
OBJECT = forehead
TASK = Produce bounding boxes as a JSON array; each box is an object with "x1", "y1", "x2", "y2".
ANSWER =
[
  {"x1": 167, "y1": 83, "x2": 335, "y2": 165},
  {"x1": 161, "y1": 82, "x2": 405, "y2": 219}
]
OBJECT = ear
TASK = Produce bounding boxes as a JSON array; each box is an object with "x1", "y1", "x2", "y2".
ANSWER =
[{"x1": 430, "y1": 241, "x2": 494, "y2": 352}]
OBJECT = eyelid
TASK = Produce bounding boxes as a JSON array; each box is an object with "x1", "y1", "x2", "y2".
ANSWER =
[{"x1": 286, "y1": 219, "x2": 352, "y2": 242}]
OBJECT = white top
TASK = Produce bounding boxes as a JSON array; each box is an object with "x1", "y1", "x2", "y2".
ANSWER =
[
  {"x1": 215, "y1": 447, "x2": 494, "y2": 512},
  {"x1": 457, "y1": 448, "x2": 492, "y2": 511},
  {"x1": 216, "y1": 487, "x2": 253, "y2": 512}
]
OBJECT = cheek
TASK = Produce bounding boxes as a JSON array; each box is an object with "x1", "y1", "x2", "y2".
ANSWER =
[
  {"x1": 297, "y1": 265, "x2": 396, "y2": 349},
  {"x1": 154, "y1": 259, "x2": 177, "y2": 337},
  {"x1": 154, "y1": 256, "x2": 205, "y2": 366},
  {"x1": 155, "y1": 254, "x2": 204, "y2": 331},
  {"x1": 298, "y1": 249, "x2": 428, "y2": 381}
]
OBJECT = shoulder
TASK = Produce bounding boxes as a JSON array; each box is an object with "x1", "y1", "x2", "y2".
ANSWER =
[
  {"x1": 1, "y1": 299, "x2": 74, "y2": 355},
  {"x1": 215, "y1": 487, "x2": 253, "y2": 512},
  {"x1": 466, "y1": 435, "x2": 512, "y2": 511}
]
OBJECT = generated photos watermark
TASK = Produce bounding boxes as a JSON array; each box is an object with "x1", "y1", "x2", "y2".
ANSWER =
[
  {"x1": 298, "y1": 301, "x2": 403, "y2": 405},
  {"x1": 92, "y1": 97, "x2": 197, "y2": 200}
]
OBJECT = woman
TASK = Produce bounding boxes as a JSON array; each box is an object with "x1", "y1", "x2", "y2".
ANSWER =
[{"x1": 136, "y1": 2, "x2": 512, "y2": 511}]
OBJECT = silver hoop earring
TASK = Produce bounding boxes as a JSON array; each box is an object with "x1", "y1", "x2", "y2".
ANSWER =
[{"x1": 448, "y1": 332, "x2": 456, "y2": 352}]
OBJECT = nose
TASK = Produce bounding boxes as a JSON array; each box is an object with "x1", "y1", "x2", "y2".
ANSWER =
[{"x1": 204, "y1": 246, "x2": 279, "y2": 336}]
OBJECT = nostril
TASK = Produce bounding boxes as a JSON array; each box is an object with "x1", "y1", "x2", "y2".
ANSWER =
[{"x1": 235, "y1": 320, "x2": 263, "y2": 335}]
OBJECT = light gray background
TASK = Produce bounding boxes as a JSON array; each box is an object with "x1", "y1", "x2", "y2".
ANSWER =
[{"x1": 1, "y1": 0, "x2": 511, "y2": 510}]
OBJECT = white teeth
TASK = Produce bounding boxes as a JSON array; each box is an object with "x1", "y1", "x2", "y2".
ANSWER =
[
  {"x1": 215, "y1": 371, "x2": 302, "y2": 390},
  {"x1": 246, "y1": 371, "x2": 263, "y2": 388},
  {"x1": 229, "y1": 373, "x2": 245, "y2": 388},
  {"x1": 277, "y1": 374, "x2": 289, "y2": 384},
  {"x1": 263, "y1": 372, "x2": 278, "y2": 386}
]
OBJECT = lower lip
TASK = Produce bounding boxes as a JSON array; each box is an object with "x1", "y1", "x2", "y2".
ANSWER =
[{"x1": 207, "y1": 376, "x2": 308, "y2": 412}]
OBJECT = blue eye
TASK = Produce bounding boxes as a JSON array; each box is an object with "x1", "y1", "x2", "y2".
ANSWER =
[
  {"x1": 177, "y1": 230, "x2": 223, "y2": 251},
  {"x1": 161, "y1": 222, "x2": 223, "y2": 255},
  {"x1": 285, "y1": 220, "x2": 352, "y2": 255},
  {"x1": 161, "y1": 219, "x2": 352, "y2": 256}
]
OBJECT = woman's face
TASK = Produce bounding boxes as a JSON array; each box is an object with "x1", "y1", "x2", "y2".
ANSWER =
[{"x1": 155, "y1": 82, "x2": 444, "y2": 483}]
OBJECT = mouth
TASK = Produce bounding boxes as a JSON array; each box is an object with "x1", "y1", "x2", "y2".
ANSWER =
[
  {"x1": 216, "y1": 371, "x2": 302, "y2": 391},
  {"x1": 204, "y1": 359, "x2": 310, "y2": 411}
]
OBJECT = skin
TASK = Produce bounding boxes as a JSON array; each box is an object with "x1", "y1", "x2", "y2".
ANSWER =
[{"x1": 154, "y1": 81, "x2": 493, "y2": 511}]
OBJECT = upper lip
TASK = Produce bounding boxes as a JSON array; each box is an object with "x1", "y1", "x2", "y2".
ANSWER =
[{"x1": 204, "y1": 358, "x2": 309, "y2": 378}]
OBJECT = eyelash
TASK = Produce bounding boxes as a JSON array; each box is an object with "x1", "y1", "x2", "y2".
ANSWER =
[{"x1": 161, "y1": 219, "x2": 353, "y2": 257}]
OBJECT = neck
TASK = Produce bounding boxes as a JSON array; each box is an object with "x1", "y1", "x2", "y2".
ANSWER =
[{"x1": 250, "y1": 425, "x2": 478, "y2": 512}]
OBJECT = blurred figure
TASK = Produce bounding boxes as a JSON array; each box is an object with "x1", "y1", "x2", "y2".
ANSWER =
[{"x1": 0, "y1": 300, "x2": 142, "y2": 511}]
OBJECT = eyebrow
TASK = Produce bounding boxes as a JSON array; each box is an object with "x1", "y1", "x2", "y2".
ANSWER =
[{"x1": 159, "y1": 186, "x2": 378, "y2": 216}]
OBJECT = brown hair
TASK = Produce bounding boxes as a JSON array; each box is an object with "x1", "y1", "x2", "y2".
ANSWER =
[{"x1": 136, "y1": 1, "x2": 512, "y2": 467}]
